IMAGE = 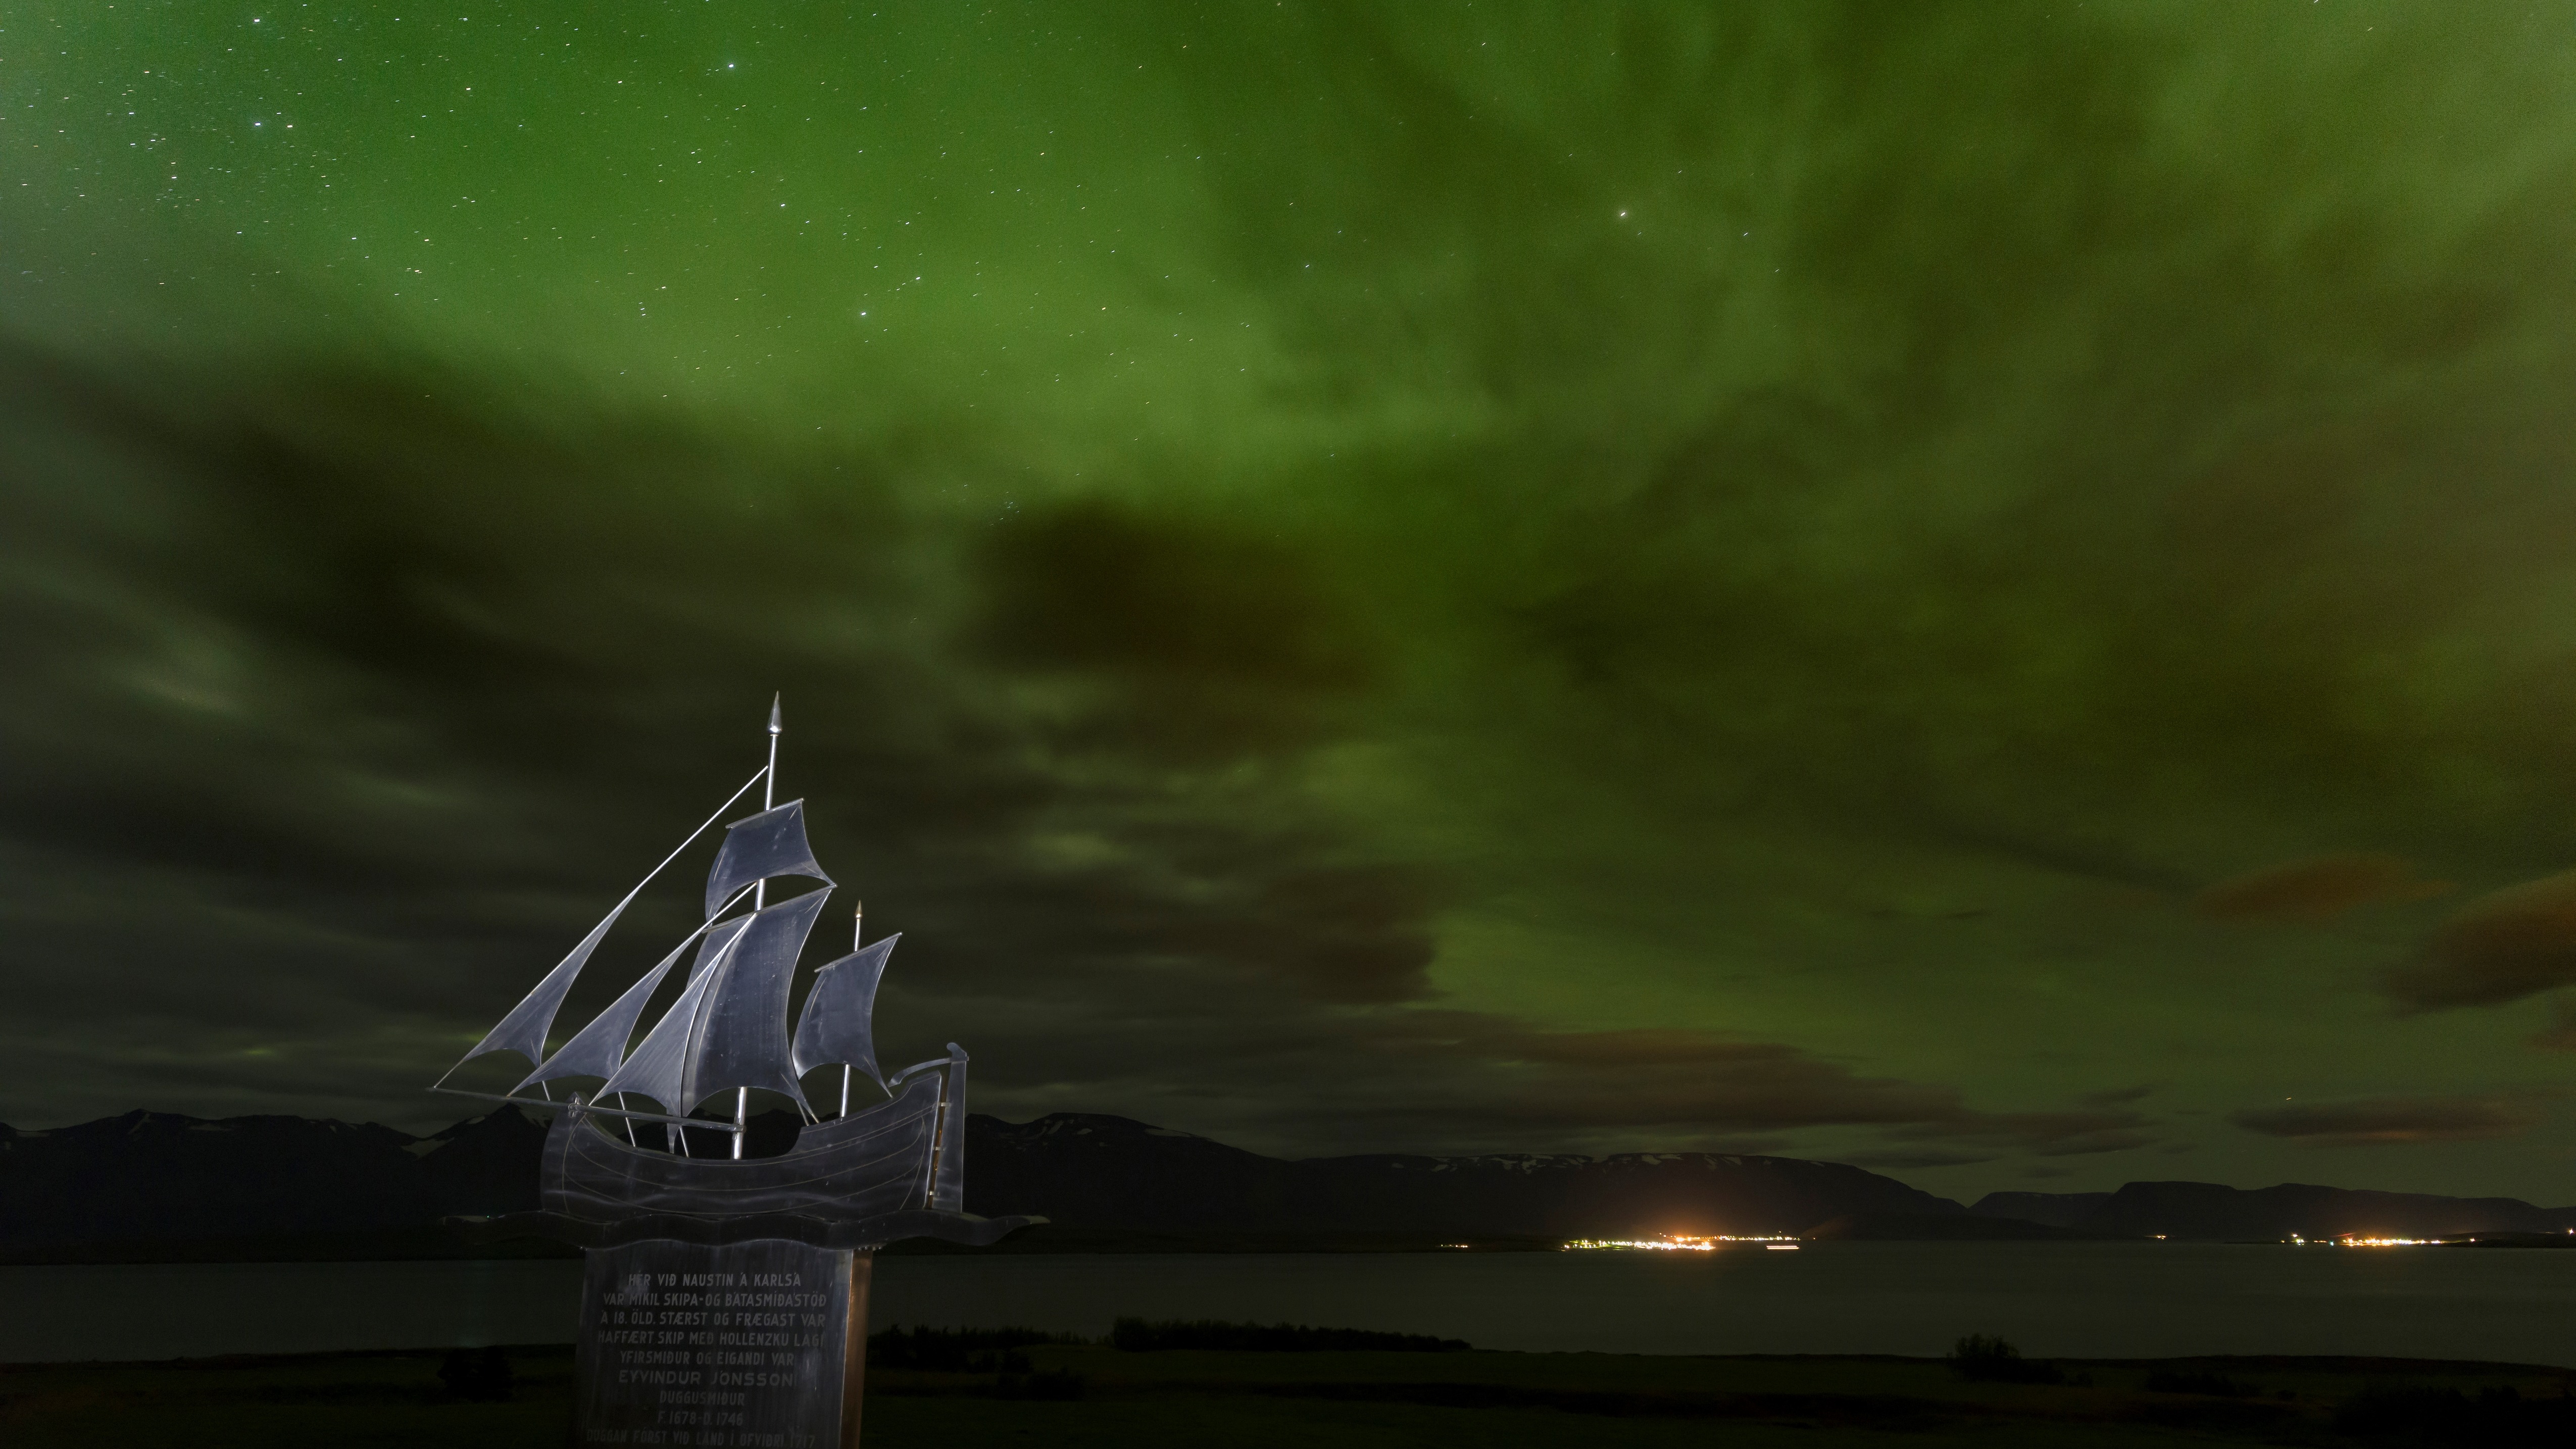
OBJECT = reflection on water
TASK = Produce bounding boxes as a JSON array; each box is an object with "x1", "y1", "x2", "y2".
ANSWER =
[{"x1": 8, "y1": 1243, "x2": 2569, "y2": 1366}]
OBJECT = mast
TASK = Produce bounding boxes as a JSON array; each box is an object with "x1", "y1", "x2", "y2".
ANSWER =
[
  {"x1": 735, "y1": 692, "x2": 782, "y2": 1161},
  {"x1": 845, "y1": 902, "x2": 861, "y2": 1117},
  {"x1": 790, "y1": 926, "x2": 896, "y2": 1116},
  {"x1": 437, "y1": 766, "x2": 770, "y2": 1085},
  {"x1": 433, "y1": 698, "x2": 851, "y2": 1159}
]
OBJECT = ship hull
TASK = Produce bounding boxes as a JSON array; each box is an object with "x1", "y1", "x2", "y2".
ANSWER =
[{"x1": 542, "y1": 1073, "x2": 945, "y2": 1223}]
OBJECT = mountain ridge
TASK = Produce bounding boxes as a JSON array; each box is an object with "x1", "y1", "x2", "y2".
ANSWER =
[
  {"x1": 4, "y1": 1106, "x2": 2569, "y2": 1256},
  {"x1": 1971, "y1": 1180, "x2": 2576, "y2": 1240},
  {"x1": 970, "y1": 1111, "x2": 1967, "y2": 1237}
]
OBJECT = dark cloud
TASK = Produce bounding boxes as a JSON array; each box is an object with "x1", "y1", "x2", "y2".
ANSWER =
[
  {"x1": 1362, "y1": 1017, "x2": 1960, "y2": 1134},
  {"x1": 2197, "y1": 854, "x2": 2448, "y2": 924},
  {"x1": 14, "y1": 4, "x2": 2576, "y2": 1197},
  {"x1": 975, "y1": 1009, "x2": 2161, "y2": 1160},
  {"x1": 2228, "y1": 1095, "x2": 2540, "y2": 1148},
  {"x1": 0, "y1": 332, "x2": 2087, "y2": 1164},
  {"x1": 1875, "y1": 1111, "x2": 2157, "y2": 1161},
  {"x1": 2527, "y1": 1001, "x2": 2576, "y2": 1053},
  {"x1": 0, "y1": 333, "x2": 1436, "y2": 1133},
  {"x1": 1845, "y1": 1149, "x2": 1997, "y2": 1171},
  {"x1": 976, "y1": 504, "x2": 1378, "y2": 690},
  {"x1": 2385, "y1": 872, "x2": 2576, "y2": 1011}
]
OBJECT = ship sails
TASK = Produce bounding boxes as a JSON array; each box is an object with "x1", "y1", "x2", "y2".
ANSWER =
[
  {"x1": 703, "y1": 800, "x2": 832, "y2": 919},
  {"x1": 600, "y1": 889, "x2": 830, "y2": 1115},
  {"x1": 513, "y1": 933, "x2": 694, "y2": 1095},
  {"x1": 426, "y1": 700, "x2": 1017, "y2": 1249},
  {"x1": 792, "y1": 934, "x2": 900, "y2": 1090},
  {"x1": 449, "y1": 767, "x2": 770, "y2": 1076},
  {"x1": 443, "y1": 764, "x2": 912, "y2": 1148},
  {"x1": 453, "y1": 884, "x2": 646, "y2": 1078}
]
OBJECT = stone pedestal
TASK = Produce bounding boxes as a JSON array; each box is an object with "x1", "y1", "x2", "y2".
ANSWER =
[{"x1": 573, "y1": 1239, "x2": 873, "y2": 1448}]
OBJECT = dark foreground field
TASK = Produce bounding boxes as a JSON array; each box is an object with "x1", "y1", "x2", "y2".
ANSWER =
[{"x1": 4, "y1": 1341, "x2": 2569, "y2": 1447}]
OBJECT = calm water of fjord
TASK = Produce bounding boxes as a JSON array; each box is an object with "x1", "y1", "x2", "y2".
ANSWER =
[{"x1": 3, "y1": 1243, "x2": 2567, "y2": 1365}]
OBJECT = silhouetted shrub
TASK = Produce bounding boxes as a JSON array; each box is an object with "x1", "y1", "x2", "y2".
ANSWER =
[
  {"x1": 2334, "y1": 1384, "x2": 2576, "y2": 1446},
  {"x1": 437, "y1": 1345, "x2": 513, "y2": 1402},
  {"x1": 1946, "y1": 1334, "x2": 2064, "y2": 1385},
  {"x1": 1111, "y1": 1318, "x2": 1471, "y2": 1353},
  {"x1": 2146, "y1": 1369, "x2": 2255, "y2": 1397}
]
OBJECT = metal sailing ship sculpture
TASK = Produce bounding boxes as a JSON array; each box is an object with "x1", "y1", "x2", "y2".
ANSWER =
[{"x1": 436, "y1": 698, "x2": 1034, "y2": 1249}]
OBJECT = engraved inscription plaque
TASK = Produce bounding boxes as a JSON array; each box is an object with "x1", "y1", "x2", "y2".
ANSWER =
[{"x1": 576, "y1": 1239, "x2": 855, "y2": 1448}]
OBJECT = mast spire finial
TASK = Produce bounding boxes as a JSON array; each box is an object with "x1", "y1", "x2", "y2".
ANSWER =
[{"x1": 768, "y1": 692, "x2": 782, "y2": 736}]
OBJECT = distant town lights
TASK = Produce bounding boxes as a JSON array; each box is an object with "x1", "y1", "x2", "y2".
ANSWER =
[{"x1": 1562, "y1": 1234, "x2": 1800, "y2": 1252}]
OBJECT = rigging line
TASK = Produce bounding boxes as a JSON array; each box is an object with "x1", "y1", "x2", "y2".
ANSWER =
[
  {"x1": 602, "y1": 881, "x2": 778, "y2": 1138},
  {"x1": 596, "y1": 887, "x2": 760, "y2": 1119},
  {"x1": 430, "y1": 764, "x2": 770, "y2": 1089},
  {"x1": 429, "y1": 1085, "x2": 706, "y2": 1131},
  {"x1": 655, "y1": 764, "x2": 775, "y2": 908},
  {"x1": 526, "y1": 877, "x2": 762, "y2": 1086}
]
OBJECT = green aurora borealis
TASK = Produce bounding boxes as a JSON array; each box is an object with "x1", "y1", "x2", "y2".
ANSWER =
[{"x1": 10, "y1": 2, "x2": 2576, "y2": 1202}]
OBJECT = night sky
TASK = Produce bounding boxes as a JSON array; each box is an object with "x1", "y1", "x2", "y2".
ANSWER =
[{"x1": 8, "y1": 2, "x2": 2576, "y2": 1205}]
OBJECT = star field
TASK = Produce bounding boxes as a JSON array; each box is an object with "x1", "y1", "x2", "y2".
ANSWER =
[{"x1": 7, "y1": 2, "x2": 2576, "y2": 1202}]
